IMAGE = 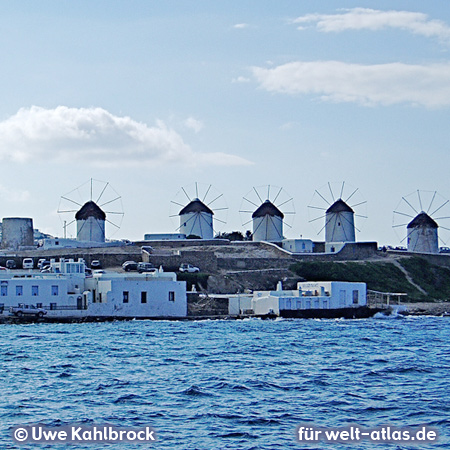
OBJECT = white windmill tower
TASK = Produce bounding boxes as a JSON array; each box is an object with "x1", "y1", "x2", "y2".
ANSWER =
[
  {"x1": 308, "y1": 182, "x2": 367, "y2": 252},
  {"x1": 393, "y1": 190, "x2": 450, "y2": 254},
  {"x1": 58, "y1": 179, "x2": 124, "y2": 242},
  {"x1": 325, "y1": 199, "x2": 356, "y2": 243},
  {"x1": 240, "y1": 185, "x2": 295, "y2": 242},
  {"x1": 170, "y1": 183, "x2": 228, "y2": 239},
  {"x1": 75, "y1": 201, "x2": 106, "y2": 242}
]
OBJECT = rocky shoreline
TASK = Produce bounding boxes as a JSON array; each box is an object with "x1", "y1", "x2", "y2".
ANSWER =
[{"x1": 403, "y1": 302, "x2": 450, "y2": 316}]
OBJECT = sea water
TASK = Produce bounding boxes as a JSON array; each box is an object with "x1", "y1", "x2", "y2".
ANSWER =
[{"x1": 1, "y1": 316, "x2": 449, "y2": 449}]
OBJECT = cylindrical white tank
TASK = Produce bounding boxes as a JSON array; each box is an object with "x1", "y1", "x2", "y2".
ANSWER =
[
  {"x1": 1, "y1": 217, "x2": 34, "y2": 249},
  {"x1": 76, "y1": 201, "x2": 106, "y2": 242},
  {"x1": 407, "y1": 212, "x2": 439, "y2": 253},
  {"x1": 325, "y1": 199, "x2": 356, "y2": 243},
  {"x1": 179, "y1": 198, "x2": 214, "y2": 239},
  {"x1": 252, "y1": 200, "x2": 284, "y2": 242}
]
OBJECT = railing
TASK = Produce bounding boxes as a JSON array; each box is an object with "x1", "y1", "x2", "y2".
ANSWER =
[
  {"x1": 367, "y1": 290, "x2": 407, "y2": 308},
  {"x1": 28, "y1": 304, "x2": 88, "y2": 311}
]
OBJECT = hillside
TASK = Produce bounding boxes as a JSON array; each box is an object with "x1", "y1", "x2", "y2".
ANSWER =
[{"x1": 290, "y1": 257, "x2": 450, "y2": 302}]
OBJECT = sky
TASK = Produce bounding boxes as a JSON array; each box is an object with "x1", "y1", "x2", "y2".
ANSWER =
[{"x1": 1, "y1": 1, "x2": 450, "y2": 246}]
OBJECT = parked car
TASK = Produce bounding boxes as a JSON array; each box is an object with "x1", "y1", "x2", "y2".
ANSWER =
[
  {"x1": 122, "y1": 261, "x2": 138, "y2": 272},
  {"x1": 6, "y1": 260, "x2": 16, "y2": 269},
  {"x1": 10, "y1": 304, "x2": 47, "y2": 318},
  {"x1": 137, "y1": 262, "x2": 155, "y2": 273},
  {"x1": 91, "y1": 260, "x2": 102, "y2": 269},
  {"x1": 22, "y1": 258, "x2": 34, "y2": 269},
  {"x1": 179, "y1": 263, "x2": 200, "y2": 273},
  {"x1": 38, "y1": 259, "x2": 50, "y2": 269}
]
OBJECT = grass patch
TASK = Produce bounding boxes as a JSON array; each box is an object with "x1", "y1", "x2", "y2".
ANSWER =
[{"x1": 399, "y1": 257, "x2": 450, "y2": 301}]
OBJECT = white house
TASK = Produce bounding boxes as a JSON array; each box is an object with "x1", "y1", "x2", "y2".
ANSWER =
[
  {"x1": 248, "y1": 281, "x2": 368, "y2": 318},
  {"x1": 0, "y1": 259, "x2": 187, "y2": 319},
  {"x1": 282, "y1": 239, "x2": 314, "y2": 253},
  {"x1": 85, "y1": 270, "x2": 187, "y2": 318}
]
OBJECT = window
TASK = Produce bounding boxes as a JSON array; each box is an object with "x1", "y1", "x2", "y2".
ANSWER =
[
  {"x1": 36, "y1": 303, "x2": 43, "y2": 308},
  {"x1": 16, "y1": 286, "x2": 23, "y2": 296},
  {"x1": 352, "y1": 290, "x2": 359, "y2": 305},
  {"x1": 1, "y1": 285, "x2": 7, "y2": 296},
  {"x1": 32, "y1": 285, "x2": 39, "y2": 296},
  {"x1": 123, "y1": 291, "x2": 129, "y2": 303},
  {"x1": 169, "y1": 291, "x2": 175, "y2": 302},
  {"x1": 50, "y1": 303, "x2": 57, "y2": 310},
  {"x1": 51, "y1": 285, "x2": 58, "y2": 296},
  {"x1": 141, "y1": 292, "x2": 147, "y2": 304}
]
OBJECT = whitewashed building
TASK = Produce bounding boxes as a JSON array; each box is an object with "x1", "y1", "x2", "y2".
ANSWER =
[
  {"x1": 0, "y1": 259, "x2": 187, "y2": 319},
  {"x1": 144, "y1": 233, "x2": 186, "y2": 241},
  {"x1": 282, "y1": 239, "x2": 314, "y2": 253},
  {"x1": 85, "y1": 270, "x2": 186, "y2": 318},
  {"x1": 229, "y1": 281, "x2": 369, "y2": 319}
]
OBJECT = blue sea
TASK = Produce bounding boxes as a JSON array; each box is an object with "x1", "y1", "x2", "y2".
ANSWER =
[{"x1": 1, "y1": 316, "x2": 449, "y2": 449}]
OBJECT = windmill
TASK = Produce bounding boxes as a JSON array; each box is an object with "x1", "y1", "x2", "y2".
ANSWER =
[
  {"x1": 239, "y1": 185, "x2": 295, "y2": 242},
  {"x1": 57, "y1": 178, "x2": 124, "y2": 241},
  {"x1": 308, "y1": 182, "x2": 367, "y2": 247},
  {"x1": 393, "y1": 190, "x2": 450, "y2": 253},
  {"x1": 170, "y1": 182, "x2": 228, "y2": 239}
]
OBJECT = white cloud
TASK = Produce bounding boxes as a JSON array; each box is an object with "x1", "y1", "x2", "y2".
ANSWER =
[
  {"x1": 252, "y1": 61, "x2": 450, "y2": 108},
  {"x1": 232, "y1": 76, "x2": 251, "y2": 83},
  {"x1": 233, "y1": 23, "x2": 249, "y2": 29},
  {"x1": 279, "y1": 122, "x2": 296, "y2": 131},
  {"x1": 184, "y1": 117, "x2": 204, "y2": 133},
  {"x1": 293, "y1": 8, "x2": 450, "y2": 42},
  {"x1": 0, "y1": 106, "x2": 252, "y2": 167}
]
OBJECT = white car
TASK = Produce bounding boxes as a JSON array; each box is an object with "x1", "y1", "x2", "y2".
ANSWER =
[
  {"x1": 179, "y1": 263, "x2": 200, "y2": 273},
  {"x1": 22, "y1": 258, "x2": 34, "y2": 269},
  {"x1": 10, "y1": 304, "x2": 47, "y2": 318}
]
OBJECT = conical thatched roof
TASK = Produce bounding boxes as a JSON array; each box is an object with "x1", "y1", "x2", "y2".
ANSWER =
[
  {"x1": 179, "y1": 198, "x2": 214, "y2": 216},
  {"x1": 75, "y1": 201, "x2": 106, "y2": 221},
  {"x1": 326, "y1": 199, "x2": 354, "y2": 214},
  {"x1": 407, "y1": 212, "x2": 438, "y2": 229},
  {"x1": 252, "y1": 200, "x2": 284, "y2": 219}
]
